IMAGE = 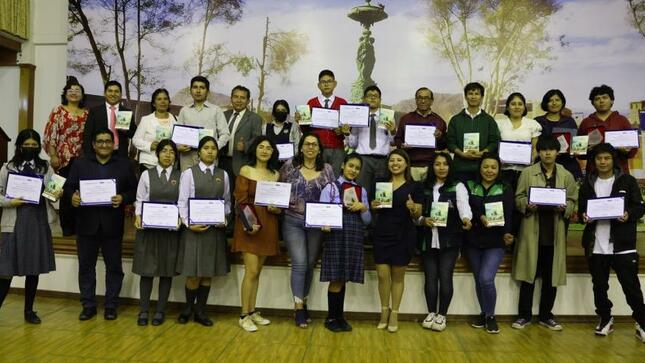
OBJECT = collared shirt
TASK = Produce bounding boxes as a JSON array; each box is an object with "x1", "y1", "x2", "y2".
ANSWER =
[
  {"x1": 465, "y1": 108, "x2": 482, "y2": 119},
  {"x1": 177, "y1": 161, "x2": 231, "y2": 225},
  {"x1": 105, "y1": 102, "x2": 120, "y2": 129},
  {"x1": 134, "y1": 165, "x2": 176, "y2": 215},
  {"x1": 317, "y1": 95, "x2": 336, "y2": 108},
  {"x1": 348, "y1": 112, "x2": 394, "y2": 156},
  {"x1": 178, "y1": 101, "x2": 230, "y2": 150},
  {"x1": 227, "y1": 109, "x2": 247, "y2": 157}
]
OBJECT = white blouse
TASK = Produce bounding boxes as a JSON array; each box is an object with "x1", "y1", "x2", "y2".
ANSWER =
[
  {"x1": 177, "y1": 161, "x2": 231, "y2": 225},
  {"x1": 497, "y1": 116, "x2": 542, "y2": 171}
]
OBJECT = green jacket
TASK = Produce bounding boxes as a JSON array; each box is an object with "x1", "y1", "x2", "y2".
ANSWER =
[{"x1": 447, "y1": 109, "x2": 501, "y2": 173}]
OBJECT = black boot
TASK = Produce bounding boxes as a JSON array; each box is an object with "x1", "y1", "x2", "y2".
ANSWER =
[
  {"x1": 194, "y1": 285, "x2": 213, "y2": 326},
  {"x1": 177, "y1": 287, "x2": 197, "y2": 324}
]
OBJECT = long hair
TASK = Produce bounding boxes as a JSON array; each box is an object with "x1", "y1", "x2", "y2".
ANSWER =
[
  {"x1": 425, "y1": 152, "x2": 456, "y2": 192},
  {"x1": 10, "y1": 129, "x2": 48, "y2": 173},
  {"x1": 384, "y1": 149, "x2": 412, "y2": 182},
  {"x1": 246, "y1": 135, "x2": 280, "y2": 173},
  {"x1": 293, "y1": 132, "x2": 325, "y2": 171}
]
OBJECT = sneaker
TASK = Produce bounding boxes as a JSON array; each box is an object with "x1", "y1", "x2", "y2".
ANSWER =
[
  {"x1": 431, "y1": 314, "x2": 446, "y2": 332},
  {"x1": 636, "y1": 323, "x2": 645, "y2": 343},
  {"x1": 422, "y1": 312, "x2": 436, "y2": 329},
  {"x1": 512, "y1": 318, "x2": 531, "y2": 329},
  {"x1": 471, "y1": 313, "x2": 486, "y2": 329},
  {"x1": 249, "y1": 311, "x2": 270, "y2": 326},
  {"x1": 594, "y1": 316, "x2": 614, "y2": 336},
  {"x1": 539, "y1": 318, "x2": 563, "y2": 331},
  {"x1": 485, "y1": 316, "x2": 500, "y2": 334},
  {"x1": 239, "y1": 315, "x2": 258, "y2": 332}
]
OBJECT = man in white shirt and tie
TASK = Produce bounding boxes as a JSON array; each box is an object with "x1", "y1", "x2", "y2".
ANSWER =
[{"x1": 348, "y1": 85, "x2": 396, "y2": 200}]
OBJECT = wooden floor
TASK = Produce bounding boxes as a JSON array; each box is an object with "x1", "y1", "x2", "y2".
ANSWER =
[{"x1": 1, "y1": 294, "x2": 644, "y2": 362}]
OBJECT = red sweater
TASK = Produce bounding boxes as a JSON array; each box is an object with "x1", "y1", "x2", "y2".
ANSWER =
[
  {"x1": 394, "y1": 111, "x2": 448, "y2": 166},
  {"x1": 578, "y1": 111, "x2": 638, "y2": 173},
  {"x1": 302, "y1": 96, "x2": 348, "y2": 149}
]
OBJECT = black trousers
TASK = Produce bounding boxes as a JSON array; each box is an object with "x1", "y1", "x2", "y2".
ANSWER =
[
  {"x1": 518, "y1": 245, "x2": 557, "y2": 321},
  {"x1": 58, "y1": 162, "x2": 76, "y2": 236},
  {"x1": 588, "y1": 253, "x2": 645, "y2": 326},
  {"x1": 421, "y1": 247, "x2": 460, "y2": 315},
  {"x1": 76, "y1": 231, "x2": 124, "y2": 309}
]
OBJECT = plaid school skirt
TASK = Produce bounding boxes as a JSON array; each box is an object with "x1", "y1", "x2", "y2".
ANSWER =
[{"x1": 320, "y1": 211, "x2": 365, "y2": 283}]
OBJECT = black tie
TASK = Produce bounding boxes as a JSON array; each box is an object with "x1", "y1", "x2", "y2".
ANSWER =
[
  {"x1": 324, "y1": 99, "x2": 330, "y2": 108},
  {"x1": 23, "y1": 163, "x2": 35, "y2": 174},
  {"x1": 228, "y1": 112, "x2": 239, "y2": 131},
  {"x1": 369, "y1": 113, "x2": 377, "y2": 149},
  {"x1": 161, "y1": 169, "x2": 168, "y2": 184},
  {"x1": 205, "y1": 168, "x2": 212, "y2": 177}
]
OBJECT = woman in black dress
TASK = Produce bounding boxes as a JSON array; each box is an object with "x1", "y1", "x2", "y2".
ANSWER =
[
  {"x1": 371, "y1": 149, "x2": 423, "y2": 332},
  {"x1": 0, "y1": 129, "x2": 59, "y2": 324},
  {"x1": 133, "y1": 139, "x2": 181, "y2": 326}
]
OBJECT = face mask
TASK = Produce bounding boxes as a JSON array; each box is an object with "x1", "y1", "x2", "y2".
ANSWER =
[
  {"x1": 21, "y1": 146, "x2": 40, "y2": 161},
  {"x1": 274, "y1": 111, "x2": 288, "y2": 122}
]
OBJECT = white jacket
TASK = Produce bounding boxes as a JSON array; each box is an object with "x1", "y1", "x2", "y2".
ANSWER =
[{"x1": 132, "y1": 112, "x2": 177, "y2": 167}]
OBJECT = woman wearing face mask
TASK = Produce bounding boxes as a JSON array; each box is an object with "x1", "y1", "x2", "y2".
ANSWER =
[
  {"x1": 263, "y1": 100, "x2": 301, "y2": 166},
  {"x1": 0, "y1": 129, "x2": 61, "y2": 324}
]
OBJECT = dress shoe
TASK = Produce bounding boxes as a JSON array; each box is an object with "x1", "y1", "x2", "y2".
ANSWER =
[
  {"x1": 137, "y1": 312, "x2": 149, "y2": 326},
  {"x1": 24, "y1": 311, "x2": 42, "y2": 324},
  {"x1": 194, "y1": 312, "x2": 213, "y2": 326},
  {"x1": 79, "y1": 307, "x2": 97, "y2": 321},
  {"x1": 104, "y1": 308, "x2": 118, "y2": 320},
  {"x1": 177, "y1": 311, "x2": 192, "y2": 324},
  {"x1": 151, "y1": 312, "x2": 165, "y2": 326}
]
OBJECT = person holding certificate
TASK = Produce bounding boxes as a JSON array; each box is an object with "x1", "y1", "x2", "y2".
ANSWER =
[
  {"x1": 370, "y1": 149, "x2": 423, "y2": 332},
  {"x1": 132, "y1": 88, "x2": 178, "y2": 171},
  {"x1": 318, "y1": 153, "x2": 371, "y2": 333},
  {"x1": 262, "y1": 100, "x2": 301, "y2": 168},
  {"x1": 465, "y1": 154, "x2": 514, "y2": 334},
  {"x1": 0, "y1": 129, "x2": 59, "y2": 324},
  {"x1": 394, "y1": 87, "x2": 447, "y2": 182},
  {"x1": 578, "y1": 143, "x2": 645, "y2": 340},
  {"x1": 232, "y1": 136, "x2": 282, "y2": 332},
  {"x1": 578, "y1": 84, "x2": 638, "y2": 174},
  {"x1": 418, "y1": 153, "x2": 472, "y2": 332},
  {"x1": 65, "y1": 128, "x2": 138, "y2": 321},
  {"x1": 176, "y1": 136, "x2": 231, "y2": 326},
  {"x1": 512, "y1": 136, "x2": 577, "y2": 331},
  {"x1": 132, "y1": 139, "x2": 181, "y2": 326},
  {"x1": 279, "y1": 133, "x2": 335, "y2": 328}
]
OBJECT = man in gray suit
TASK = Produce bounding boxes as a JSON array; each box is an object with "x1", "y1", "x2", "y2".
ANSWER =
[{"x1": 220, "y1": 85, "x2": 263, "y2": 185}]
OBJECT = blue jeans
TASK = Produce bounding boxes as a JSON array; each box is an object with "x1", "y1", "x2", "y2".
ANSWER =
[
  {"x1": 467, "y1": 247, "x2": 505, "y2": 317},
  {"x1": 282, "y1": 214, "x2": 323, "y2": 302}
]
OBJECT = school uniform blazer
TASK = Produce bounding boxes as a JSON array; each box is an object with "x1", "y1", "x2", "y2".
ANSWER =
[
  {"x1": 222, "y1": 109, "x2": 263, "y2": 176},
  {"x1": 64, "y1": 154, "x2": 138, "y2": 238},
  {"x1": 83, "y1": 104, "x2": 136, "y2": 158}
]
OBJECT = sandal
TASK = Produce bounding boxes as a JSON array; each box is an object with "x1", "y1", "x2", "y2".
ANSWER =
[{"x1": 377, "y1": 306, "x2": 390, "y2": 329}]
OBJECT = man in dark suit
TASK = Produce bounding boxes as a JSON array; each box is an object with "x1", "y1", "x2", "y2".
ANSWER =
[
  {"x1": 220, "y1": 85, "x2": 263, "y2": 181},
  {"x1": 65, "y1": 128, "x2": 137, "y2": 321},
  {"x1": 83, "y1": 80, "x2": 136, "y2": 158}
]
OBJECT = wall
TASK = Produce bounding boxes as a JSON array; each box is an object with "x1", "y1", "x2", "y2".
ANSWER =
[{"x1": 0, "y1": 66, "x2": 20, "y2": 159}]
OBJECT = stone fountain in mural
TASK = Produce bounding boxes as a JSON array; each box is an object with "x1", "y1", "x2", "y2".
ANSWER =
[{"x1": 348, "y1": 0, "x2": 388, "y2": 102}]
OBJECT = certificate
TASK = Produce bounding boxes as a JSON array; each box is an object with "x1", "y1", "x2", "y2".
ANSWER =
[
  {"x1": 5, "y1": 173, "x2": 43, "y2": 204},
  {"x1": 499, "y1": 141, "x2": 532, "y2": 165},
  {"x1": 586, "y1": 197, "x2": 625, "y2": 221},
  {"x1": 188, "y1": 198, "x2": 225, "y2": 225},
  {"x1": 254, "y1": 181, "x2": 291, "y2": 208},
  {"x1": 276, "y1": 143, "x2": 294, "y2": 161},
  {"x1": 604, "y1": 130, "x2": 640, "y2": 148},
  {"x1": 171, "y1": 124, "x2": 201, "y2": 148},
  {"x1": 528, "y1": 187, "x2": 566, "y2": 207},
  {"x1": 141, "y1": 202, "x2": 179, "y2": 230},
  {"x1": 404, "y1": 125, "x2": 436, "y2": 148},
  {"x1": 339, "y1": 104, "x2": 369, "y2": 128},
  {"x1": 311, "y1": 107, "x2": 339, "y2": 129},
  {"x1": 305, "y1": 203, "x2": 343, "y2": 229},
  {"x1": 80, "y1": 179, "x2": 117, "y2": 206}
]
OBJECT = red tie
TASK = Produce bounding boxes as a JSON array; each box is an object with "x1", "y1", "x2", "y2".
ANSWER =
[{"x1": 109, "y1": 106, "x2": 119, "y2": 149}]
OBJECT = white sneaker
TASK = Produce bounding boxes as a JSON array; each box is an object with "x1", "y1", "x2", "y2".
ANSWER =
[
  {"x1": 636, "y1": 323, "x2": 645, "y2": 343},
  {"x1": 594, "y1": 316, "x2": 614, "y2": 336},
  {"x1": 422, "y1": 312, "x2": 435, "y2": 329},
  {"x1": 249, "y1": 311, "x2": 270, "y2": 326},
  {"x1": 239, "y1": 315, "x2": 258, "y2": 332},
  {"x1": 431, "y1": 314, "x2": 446, "y2": 332}
]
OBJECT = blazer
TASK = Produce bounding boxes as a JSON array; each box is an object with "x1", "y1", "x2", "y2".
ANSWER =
[
  {"x1": 222, "y1": 109, "x2": 263, "y2": 176},
  {"x1": 84, "y1": 103, "x2": 136, "y2": 158}
]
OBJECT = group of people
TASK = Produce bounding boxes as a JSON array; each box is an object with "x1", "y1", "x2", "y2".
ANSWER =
[{"x1": 0, "y1": 70, "x2": 644, "y2": 344}]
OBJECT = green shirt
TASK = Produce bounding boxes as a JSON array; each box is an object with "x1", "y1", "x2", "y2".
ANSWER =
[{"x1": 447, "y1": 109, "x2": 501, "y2": 174}]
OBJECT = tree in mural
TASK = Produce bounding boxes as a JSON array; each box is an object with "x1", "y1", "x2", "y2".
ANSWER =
[
  {"x1": 628, "y1": 0, "x2": 645, "y2": 37},
  {"x1": 68, "y1": 0, "x2": 113, "y2": 83},
  {"x1": 424, "y1": 0, "x2": 561, "y2": 113}
]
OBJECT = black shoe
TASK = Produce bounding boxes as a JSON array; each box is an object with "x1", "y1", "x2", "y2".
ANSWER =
[
  {"x1": 177, "y1": 310, "x2": 192, "y2": 324},
  {"x1": 485, "y1": 316, "x2": 500, "y2": 334},
  {"x1": 194, "y1": 312, "x2": 213, "y2": 326},
  {"x1": 471, "y1": 313, "x2": 486, "y2": 329},
  {"x1": 79, "y1": 307, "x2": 97, "y2": 321},
  {"x1": 104, "y1": 308, "x2": 118, "y2": 320},
  {"x1": 324, "y1": 318, "x2": 343, "y2": 333},
  {"x1": 151, "y1": 312, "x2": 165, "y2": 326},
  {"x1": 24, "y1": 311, "x2": 41, "y2": 324},
  {"x1": 137, "y1": 312, "x2": 148, "y2": 326},
  {"x1": 337, "y1": 318, "x2": 353, "y2": 332}
]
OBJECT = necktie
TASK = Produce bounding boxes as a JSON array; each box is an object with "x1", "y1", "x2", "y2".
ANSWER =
[
  {"x1": 160, "y1": 169, "x2": 168, "y2": 184},
  {"x1": 228, "y1": 112, "x2": 240, "y2": 156},
  {"x1": 205, "y1": 168, "x2": 212, "y2": 177},
  {"x1": 324, "y1": 99, "x2": 330, "y2": 108},
  {"x1": 369, "y1": 113, "x2": 377, "y2": 149},
  {"x1": 228, "y1": 112, "x2": 239, "y2": 130},
  {"x1": 23, "y1": 162, "x2": 35, "y2": 174},
  {"x1": 109, "y1": 106, "x2": 119, "y2": 149}
]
